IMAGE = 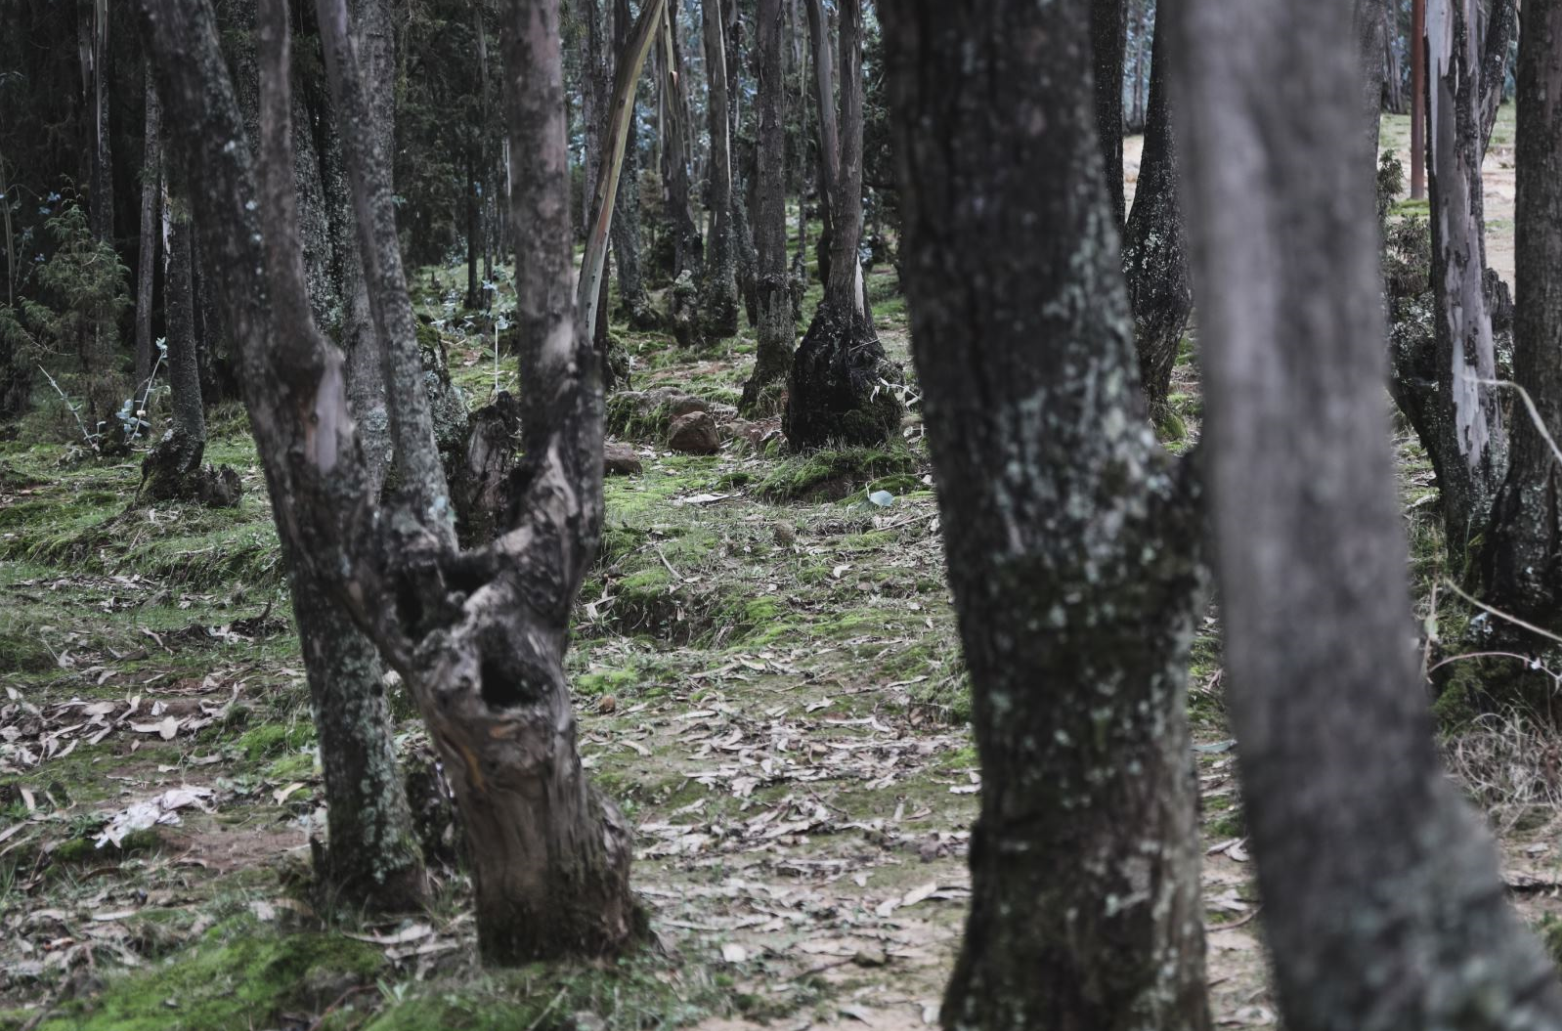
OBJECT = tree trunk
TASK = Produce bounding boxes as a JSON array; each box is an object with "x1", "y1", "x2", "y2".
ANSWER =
[
  {"x1": 81, "y1": 0, "x2": 114, "y2": 244},
  {"x1": 1172, "y1": 0, "x2": 1562, "y2": 1025},
  {"x1": 1427, "y1": 0, "x2": 1507, "y2": 563},
  {"x1": 610, "y1": 0, "x2": 654, "y2": 329},
  {"x1": 1121, "y1": 2, "x2": 1191, "y2": 416},
  {"x1": 739, "y1": 0, "x2": 793, "y2": 417},
  {"x1": 136, "y1": 65, "x2": 162, "y2": 396},
  {"x1": 699, "y1": 0, "x2": 742, "y2": 342},
  {"x1": 1480, "y1": 0, "x2": 1517, "y2": 154},
  {"x1": 466, "y1": 142, "x2": 480, "y2": 310},
  {"x1": 802, "y1": 0, "x2": 837, "y2": 287},
  {"x1": 141, "y1": 0, "x2": 638, "y2": 963},
  {"x1": 784, "y1": 0, "x2": 901, "y2": 450},
  {"x1": 726, "y1": 0, "x2": 760, "y2": 328},
  {"x1": 1092, "y1": 0, "x2": 1126, "y2": 229},
  {"x1": 660, "y1": 3, "x2": 703, "y2": 283},
  {"x1": 881, "y1": 6, "x2": 1211, "y2": 1029},
  {"x1": 1355, "y1": 0, "x2": 1390, "y2": 157},
  {"x1": 1483, "y1": 0, "x2": 1562, "y2": 637}
]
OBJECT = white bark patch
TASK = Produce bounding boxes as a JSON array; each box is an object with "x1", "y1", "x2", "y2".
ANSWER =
[{"x1": 310, "y1": 356, "x2": 352, "y2": 474}]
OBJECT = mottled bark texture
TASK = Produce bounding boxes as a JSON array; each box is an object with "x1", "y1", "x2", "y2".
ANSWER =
[
  {"x1": 739, "y1": 0, "x2": 793, "y2": 417},
  {"x1": 1428, "y1": 0, "x2": 1508, "y2": 563},
  {"x1": 136, "y1": 65, "x2": 162, "y2": 395},
  {"x1": 139, "y1": 0, "x2": 637, "y2": 961},
  {"x1": 1091, "y1": 0, "x2": 1126, "y2": 229},
  {"x1": 1120, "y1": 4, "x2": 1190, "y2": 415},
  {"x1": 1173, "y1": 0, "x2": 1562, "y2": 1027},
  {"x1": 1355, "y1": 0, "x2": 1390, "y2": 158},
  {"x1": 1483, "y1": 0, "x2": 1562, "y2": 635},
  {"x1": 784, "y1": 0, "x2": 901, "y2": 451},
  {"x1": 699, "y1": 0, "x2": 742, "y2": 342},
  {"x1": 1480, "y1": 0, "x2": 1518, "y2": 155},
  {"x1": 882, "y1": 5, "x2": 1211, "y2": 1030}
]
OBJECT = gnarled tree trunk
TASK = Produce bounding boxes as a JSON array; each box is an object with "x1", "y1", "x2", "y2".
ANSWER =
[
  {"x1": 1173, "y1": 0, "x2": 1562, "y2": 1026},
  {"x1": 882, "y1": 5, "x2": 1210, "y2": 1029}
]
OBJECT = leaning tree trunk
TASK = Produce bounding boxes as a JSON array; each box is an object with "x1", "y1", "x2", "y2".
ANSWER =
[
  {"x1": 1482, "y1": 0, "x2": 1562, "y2": 638},
  {"x1": 135, "y1": 65, "x2": 162, "y2": 395},
  {"x1": 1091, "y1": 0, "x2": 1126, "y2": 229},
  {"x1": 783, "y1": 0, "x2": 901, "y2": 451},
  {"x1": 1121, "y1": 2, "x2": 1191, "y2": 417},
  {"x1": 739, "y1": 0, "x2": 793, "y2": 416},
  {"x1": 882, "y1": 6, "x2": 1211, "y2": 1029},
  {"x1": 1173, "y1": 0, "x2": 1562, "y2": 1026},
  {"x1": 699, "y1": 0, "x2": 743, "y2": 342},
  {"x1": 1427, "y1": 0, "x2": 1508, "y2": 565}
]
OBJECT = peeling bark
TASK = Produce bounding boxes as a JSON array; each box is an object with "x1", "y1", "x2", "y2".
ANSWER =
[
  {"x1": 882, "y1": 6, "x2": 1210, "y2": 1028},
  {"x1": 1173, "y1": 0, "x2": 1562, "y2": 1025}
]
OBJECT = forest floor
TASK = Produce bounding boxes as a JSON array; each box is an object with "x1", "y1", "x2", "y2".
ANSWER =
[{"x1": 1, "y1": 111, "x2": 1558, "y2": 1030}]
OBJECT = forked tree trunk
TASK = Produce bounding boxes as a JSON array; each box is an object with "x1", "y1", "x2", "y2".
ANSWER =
[
  {"x1": 699, "y1": 0, "x2": 742, "y2": 341},
  {"x1": 136, "y1": 65, "x2": 162, "y2": 395},
  {"x1": 1121, "y1": 3, "x2": 1191, "y2": 415},
  {"x1": 784, "y1": 0, "x2": 901, "y2": 450},
  {"x1": 141, "y1": 0, "x2": 639, "y2": 963},
  {"x1": 1091, "y1": 0, "x2": 1126, "y2": 229},
  {"x1": 739, "y1": 0, "x2": 793, "y2": 416},
  {"x1": 1173, "y1": 0, "x2": 1562, "y2": 1027},
  {"x1": 882, "y1": 7, "x2": 1210, "y2": 1028},
  {"x1": 1483, "y1": 0, "x2": 1562, "y2": 636},
  {"x1": 1427, "y1": 0, "x2": 1507, "y2": 563}
]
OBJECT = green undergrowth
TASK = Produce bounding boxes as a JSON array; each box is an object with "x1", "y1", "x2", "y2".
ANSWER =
[{"x1": 758, "y1": 445, "x2": 917, "y2": 502}]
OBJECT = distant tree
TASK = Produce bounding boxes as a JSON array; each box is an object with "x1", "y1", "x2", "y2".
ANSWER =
[
  {"x1": 1173, "y1": 0, "x2": 1562, "y2": 1025},
  {"x1": 134, "y1": 64, "x2": 161, "y2": 396},
  {"x1": 783, "y1": 0, "x2": 901, "y2": 450},
  {"x1": 1091, "y1": 0, "x2": 1127, "y2": 228},
  {"x1": 882, "y1": 3, "x2": 1210, "y2": 1028},
  {"x1": 699, "y1": 0, "x2": 743, "y2": 341},
  {"x1": 610, "y1": 0, "x2": 657, "y2": 330},
  {"x1": 738, "y1": 0, "x2": 793, "y2": 415}
]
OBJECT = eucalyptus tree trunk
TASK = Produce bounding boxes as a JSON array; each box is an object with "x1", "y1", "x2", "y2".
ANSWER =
[
  {"x1": 144, "y1": 0, "x2": 639, "y2": 961},
  {"x1": 610, "y1": 0, "x2": 654, "y2": 329},
  {"x1": 162, "y1": 199, "x2": 204, "y2": 462},
  {"x1": 739, "y1": 0, "x2": 793, "y2": 416},
  {"x1": 660, "y1": 3, "x2": 703, "y2": 282},
  {"x1": 1483, "y1": 0, "x2": 1562, "y2": 638},
  {"x1": 1426, "y1": 0, "x2": 1508, "y2": 563},
  {"x1": 1173, "y1": 0, "x2": 1562, "y2": 1025},
  {"x1": 726, "y1": 0, "x2": 760, "y2": 327},
  {"x1": 784, "y1": 0, "x2": 901, "y2": 450},
  {"x1": 1479, "y1": 0, "x2": 1518, "y2": 154},
  {"x1": 699, "y1": 0, "x2": 743, "y2": 342},
  {"x1": 1091, "y1": 0, "x2": 1126, "y2": 229},
  {"x1": 80, "y1": 0, "x2": 114, "y2": 243},
  {"x1": 882, "y1": 6, "x2": 1210, "y2": 1027},
  {"x1": 802, "y1": 0, "x2": 837, "y2": 286},
  {"x1": 136, "y1": 66, "x2": 162, "y2": 395},
  {"x1": 1355, "y1": 0, "x2": 1390, "y2": 157},
  {"x1": 1121, "y1": 4, "x2": 1191, "y2": 416}
]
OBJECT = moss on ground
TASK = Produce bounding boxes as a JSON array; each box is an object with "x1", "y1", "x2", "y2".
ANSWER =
[{"x1": 758, "y1": 445, "x2": 916, "y2": 502}]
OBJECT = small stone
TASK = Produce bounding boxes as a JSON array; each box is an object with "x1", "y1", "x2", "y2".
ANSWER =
[
  {"x1": 667, "y1": 411, "x2": 721, "y2": 455},
  {"x1": 603, "y1": 441, "x2": 642, "y2": 476},
  {"x1": 852, "y1": 946, "x2": 889, "y2": 968}
]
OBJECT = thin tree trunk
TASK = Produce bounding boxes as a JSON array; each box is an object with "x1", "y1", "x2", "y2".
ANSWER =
[
  {"x1": 1383, "y1": 3, "x2": 1406, "y2": 114},
  {"x1": 1483, "y1": 0, "x2": 1562, "y2": 637},
  {"x1": 1356, "y1": 0, "x2": 1390, "y2": 157},
  {"x1": 802, "y1": 0, "x2": 837, "y2": 287},
  {"x1": 700, "y1": 0, "x2": 742, "y2": 341},
  {"x1": 1092, "y1": 0, "x2": 1127, "y2": 229},
  {"x1": 726, "y1": 0, "x2": 760, "y2": 327},
  {"x1": 1172, "y1": 0, "x2": 1562, "y2": 1025},
  {"x1": 163, "y1": 200, "x2": 204, "y2": 457},
  {"x1": 660, "y1": 2, "x2": 703, "y2": 282},
  {"x1": 610, "y1": 0, "x2": 654, "y2": 329},
  {"x1": 136, "y1": 66, "x2": 162, "y2": 395},
  {"x1": 882, "y1": 5, "x2": 1211, "y2": 1028},
  {"x1": 466, "y1": 142, "x2": 480, "y2": 309},
  {"x1": 739, "y1": 0, "x2": 792, "y2": 416},
  {"x1": 1480, "y1": 0, "x2": 1517, "y2": 154},
  {"x1": 81, "y1": 0, "x2": 114, "y2": 243},
  {"x1": 1121, "y1": 1, "x2": 1191, "y2": 415},
  {"x1": 783, "y1": 0, "x2": 900, "y2": 449}
]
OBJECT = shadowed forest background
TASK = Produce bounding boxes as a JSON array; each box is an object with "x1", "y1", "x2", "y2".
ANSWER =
[{"x1": 2, "y1": 0, "x2": 1562, "y2": 1029}]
